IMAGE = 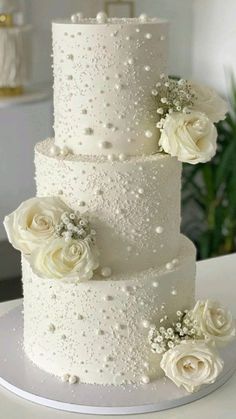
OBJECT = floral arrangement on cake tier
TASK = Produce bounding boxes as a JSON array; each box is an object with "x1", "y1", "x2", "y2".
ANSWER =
[
  {"x1": 148, "y1": 299, "x2": 235, "y2": 393},
  {"x1": 153, "y1": 75, "x2": 228, "y2": 164},
  {"x1": 3, "y1": 197, "x2": 99, "y2": 282}
]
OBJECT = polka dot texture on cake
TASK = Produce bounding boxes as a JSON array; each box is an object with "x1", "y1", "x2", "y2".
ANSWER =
[{"x1": 52, "y1": 17, "x2": 168, "y2": 156}]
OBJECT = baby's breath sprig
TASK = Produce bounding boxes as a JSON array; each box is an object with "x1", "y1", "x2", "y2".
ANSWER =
[
  {"x1": 152, "y1": 74, "x2": 196, "y2": 129},
  {"x1": 55, "y1": 211, "x2": 96, "y2": 243},
  {"x1": 148, "y1": 309, "x2": 201, "y2": 354}
]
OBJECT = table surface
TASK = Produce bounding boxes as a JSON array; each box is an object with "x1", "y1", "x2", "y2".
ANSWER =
[{"x1": 0, "y1": 254, "x2": 236, "y2": 419}]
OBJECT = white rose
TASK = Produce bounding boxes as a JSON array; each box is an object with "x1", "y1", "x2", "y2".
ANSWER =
[
  {"x1": 190, "y1": 300, "x2": 235, "y2": 345},
  {"x1": 31, "y1": 237, "x2": 99, "y2": 282},
  {"x1": 190, "y1": 82, "x2": 228, "y2": 123},
  {"x1": 4, "y1": 197, "x2": 69, "y2": 254},
  {"x1": 159, "y1": 111, "x2": 217, "y2": 164},
  {"x1": 160, "y1": 340, "x2": 223, "y2": 393}
]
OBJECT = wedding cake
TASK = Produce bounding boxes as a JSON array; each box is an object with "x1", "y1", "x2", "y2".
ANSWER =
[
  {"x1": 0, "y1": 0, "x2": 30, "y2": 95},
  {"x1": 5, "y1": 12, "x2": 234, "y2": 393}
]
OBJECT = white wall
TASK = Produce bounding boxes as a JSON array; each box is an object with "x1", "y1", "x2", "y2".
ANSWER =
[
  {"x1": 135, "y1": 0, "x2": 193, "y2": 78},
  {"x1": 0, "y1": 102, "x2": 52, "y2": 238},
  {"x1": 192, "y1": 0, "x2": 236, "y2": 94},
  {"x1": 28, "y1": 0, "x2": 104, "y2": 85}
]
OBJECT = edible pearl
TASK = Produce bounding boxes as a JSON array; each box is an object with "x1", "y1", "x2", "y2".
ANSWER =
[
  {"x1": 101, "y1": 267, "x2": 112, "y2": 278},
  {"x1": 145, "y1": 130, "x2": 153, "y2": 138},
  {"x1": 128, "y1": 58, "x2": 134, "y2": 65},
  {"x1": 71, "y1": 14, "x2": 78, "y2": 23},
  {"x1": 155, "y1": 226, "x2": 163, "y2": 234},
  {"x1": 171, "y1": 288, "x2": 177, "y2": 295},
  {"x1": 141, "y1": 375, "x2": 150, "y2": 384},
  {"x1": 107, "y1": 154, "x2": 114, "y2": 161},
  {"x1": 119, "y1": 153, "x2": 126, "y2": 161},
  {"x1": 49, "y1": 145, "x2": 60, "y2": 156},
  {"x1": 96, "y1": 11, "x2": 107, "y2": 23},
  {"x1": 103, "y1": 122, "x2": 113, "y2": 129},
  {"x1": 139, "y1": 13, "x2": 148, "y2": 22},
  {"x1": 60, "y1": 146, "x2": 69, "y2": 156},
  {"x1": 145, "y1": 33, "x2": 152, "y2": 39},
  {"x1": 62, "y1": 374, "x2": 69, "y2": 382},
  {"x1": 78, "y1": 200, "x2": 86, "y2": 207},
  {"x1": 76, "y1": 12, "x2": 84, "y2": 21},
  {"x1": 142, "y1": 320, "x2": 150, "y2": 329},
  {"x1": 166, "y1": 262, "x2": 174, "y2": 270},
  {"x1": 48, "y1": 323, "x2": 55, "y2": 333},
  {"x1": 99, "y1": 141, "x2": 111, "y2": 149},
  {"x1": 152, "y1": 281, "x2": 159, "y2": 288},
  {"x1": 103, "y1": 295, "x2": 113, "y2": 301},
  {"x1": 144, "y1": 65, "x2": 151, "y2": 72},
  {"x1": 69, "y1": 375, "x2": 78, "y2": 384},
  {"x1": 83, "y1": 127, "x2": 93, "y2": 135},
  {"x1": 172, "y1": 258, "x2": 179, "y2": 266},
  {"x1": 138, "y1": 188, "x2": 144, "y2": 194}
]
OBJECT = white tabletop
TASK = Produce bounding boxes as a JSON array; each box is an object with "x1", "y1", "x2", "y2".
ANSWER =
[{"x1": 0, "y1": 254, "x2": 236, "y2": 419}]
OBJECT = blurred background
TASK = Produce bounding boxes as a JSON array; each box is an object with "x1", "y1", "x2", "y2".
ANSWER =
[{"x1": 0, "y1": 0, "x2": 235, "y2": 300}]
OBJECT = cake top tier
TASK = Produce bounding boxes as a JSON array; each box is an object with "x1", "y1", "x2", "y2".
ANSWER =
[{"x1": 53, "y1": 14, "x2": 168, "y2": 157}]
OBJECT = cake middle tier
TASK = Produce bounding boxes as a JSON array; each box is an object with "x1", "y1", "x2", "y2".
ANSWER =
[{"x1": 35, "y1": 139, "x2": 182, "y2": 275}]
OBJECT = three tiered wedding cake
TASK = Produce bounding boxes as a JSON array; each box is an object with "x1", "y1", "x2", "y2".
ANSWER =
[{"x1": 4, "y1": 12, "x2": 234, "y2": 392}]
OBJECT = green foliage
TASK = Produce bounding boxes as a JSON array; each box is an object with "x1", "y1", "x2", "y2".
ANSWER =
[{"x1": 182, "y1": 77, "x2": 236, "y2": 259}]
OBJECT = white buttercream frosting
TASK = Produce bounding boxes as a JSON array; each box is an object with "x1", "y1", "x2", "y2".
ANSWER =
[
  {"x1": 23, "y1": 236, "x2": 196, "y2": 386},
  {"x1": 52, "y1": 19, "x2": 168, "y2": 155},
  {"x1": 19, "y1": 15, "x2": 199, "y2": 388},
  {"x1": 35, "y1": 139, "x2": 182, "y2": 275}
]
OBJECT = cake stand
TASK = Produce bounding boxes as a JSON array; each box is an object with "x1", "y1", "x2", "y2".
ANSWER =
[{"x1": 0, "y1": 305, "x2": 235, "y2": 415}]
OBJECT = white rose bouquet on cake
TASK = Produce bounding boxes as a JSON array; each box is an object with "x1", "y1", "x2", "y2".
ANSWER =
[
  {"x1": 3, "y1": 197, "x2": 69, "y2": 254},
  {"x1": 4, "y1": 197, "x2": 100, "y2": 283},
  {"x1": 149, "y1": 300, "x2": 235, "y2": 393},
  {"x1": 153, "y1": 75, "x2": 228, "y2": 164}
]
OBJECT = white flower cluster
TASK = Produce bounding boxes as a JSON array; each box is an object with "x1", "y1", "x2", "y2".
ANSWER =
[
  {"x1": 55, "y1": 211, "x2": 95, "y2": 243},
  {"x1": 148, "y1": 309, "x2": 200, "y2": 354},
  {"x1": 4, "y1": 197, "x2": 99, "y2": 282},
  {"x1": 153, "y1": 75, "x2": 228, "y2": 164},
  {"x1": 149, "y1": 300, "x2": 235, "y2": 393},
  {"x1": 153, "y1": 75, "x2": 195, "y2": 128}
]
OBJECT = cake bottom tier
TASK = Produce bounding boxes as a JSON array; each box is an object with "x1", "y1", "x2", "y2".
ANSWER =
[{"x1": 23, "y1": 236, "x2": 196, "y2": 386}]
